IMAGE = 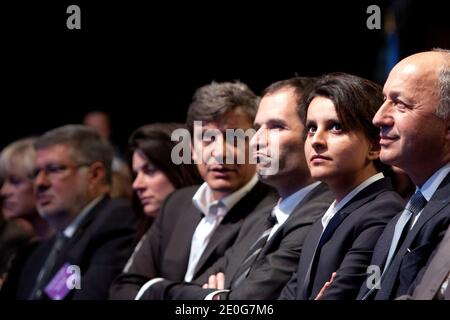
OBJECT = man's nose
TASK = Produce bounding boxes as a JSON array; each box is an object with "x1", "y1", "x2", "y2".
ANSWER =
[
  {"x1": 34, "y1": 169, "x2": 50, "y2": 189},
  {"x1": 250, "y1": 127, "x2": 267, "y2": 151},
  {"x1": 373, "y1": 100, "x2": 393, "y2": 127}
]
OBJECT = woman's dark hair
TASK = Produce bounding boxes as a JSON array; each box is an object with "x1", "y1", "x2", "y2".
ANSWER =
[
  {"x1": 299, "y1": 72, "x2": 387, "y2": 172},
  {"x1": 128, "y1": 122, "x2": 202, "y2": 239},
  {"x1": 129, "y1": 122, "x2": 202, "y2": 189}
]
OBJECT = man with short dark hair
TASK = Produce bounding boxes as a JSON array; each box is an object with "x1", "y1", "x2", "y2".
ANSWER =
[
  {"x1": 121, "y1": 77, "x2": 334, "y2": 300},
  {"x1": 110, "y1": 81, "x2": 276, "y2": 299},
  {"x1": 1, "y1": 125, "x2": 137, "y2": 300}
]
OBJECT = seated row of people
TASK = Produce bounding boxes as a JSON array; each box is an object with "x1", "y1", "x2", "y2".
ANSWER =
[{"x1": 0, "y1": 49, "x2": 449, "y2": 300}]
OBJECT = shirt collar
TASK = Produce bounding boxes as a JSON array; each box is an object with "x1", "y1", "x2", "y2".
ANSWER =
[
  {"x1": 321, "y1": 172, "x2": 384, "y2": 228},
  {"x1": 273, "y1": 181, "x2": 321, "y2": 226},
  {"x1": 334, "y1": 172, "x2": 384, "y2": 212},
  {"x1": 419, "y1": 162, "x2": 450, "y2": 202},
  {"x1": 63, "y1": 195, "x2": 105, "y2": 238},
  {"x1": 192, "y1": 174, "x2": 259, "y2": 217}
]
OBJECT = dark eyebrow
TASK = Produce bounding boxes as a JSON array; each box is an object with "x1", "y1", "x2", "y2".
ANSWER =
[{"x1": 267, "y1": 119, "x2": 287, "y2": 127}]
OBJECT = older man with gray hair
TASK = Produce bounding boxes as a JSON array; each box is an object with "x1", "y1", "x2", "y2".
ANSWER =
[
  {"x1": 358, "y1": 48, "x2": 450, "y2": 300},
  {"x1": 1, "y1": 125, "x2": 137, "y2": 300}
]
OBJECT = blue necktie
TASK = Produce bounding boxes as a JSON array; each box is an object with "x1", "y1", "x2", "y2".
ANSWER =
[{"x1": 383, "y1": 190, "x2": 427, "y2": 273}]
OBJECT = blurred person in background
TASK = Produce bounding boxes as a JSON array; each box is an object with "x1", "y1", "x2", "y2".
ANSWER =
[
  {"x1": 0, "y1": 138, "x2": 53, "y2": 288},
  {"x1": 0, "y1": 125, "x2": 137, "y2": 300},
  {"x1": 83, "y1": 110, "x2": 133, "y2": 201},
  {"x1": 128, "y1": 122, "x2": 202, "y2": 240}
]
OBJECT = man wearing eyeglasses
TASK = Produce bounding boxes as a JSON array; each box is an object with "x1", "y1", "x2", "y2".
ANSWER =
[{"x1": 1, "y1": 125, "x2": 137, "y2": 300}]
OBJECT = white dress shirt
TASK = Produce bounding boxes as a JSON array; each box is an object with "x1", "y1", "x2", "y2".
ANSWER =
[
  {"x1": 184, "y1": 175, "x2": 259, "y2": 282},
  {"x1": 268, "y1": 181, "x2": 321, "y2": 240},
  {"x1": 204, "y1": 181, "x2": 322, "y2": 300},
  {"x1": 135, "y1": 175, "x2": 259, "y2": 299}
]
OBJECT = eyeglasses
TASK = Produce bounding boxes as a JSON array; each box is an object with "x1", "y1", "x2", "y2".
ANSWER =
[{"x1": 31, "y1": 163, "x2": 90, "y2": 180}]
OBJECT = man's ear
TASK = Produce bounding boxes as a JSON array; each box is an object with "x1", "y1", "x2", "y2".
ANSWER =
[{"x1": 88, "y1": 161, "x2": 107, "y2": 186}]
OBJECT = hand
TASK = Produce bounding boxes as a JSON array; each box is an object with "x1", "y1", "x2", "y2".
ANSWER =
[
  {"x1": 202, "y1": 272, "x2": 225, "y2": 290},
  {"x1": 315, "y1": 272, "x2": 337, "y2": 300}
]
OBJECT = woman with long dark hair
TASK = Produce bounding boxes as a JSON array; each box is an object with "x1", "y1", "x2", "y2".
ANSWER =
[{"x1": 129, "y1": 123, "x2": 202, "y2": 239}]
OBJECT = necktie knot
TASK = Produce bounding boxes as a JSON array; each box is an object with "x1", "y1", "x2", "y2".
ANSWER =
[
  {"x1": 267, "y1": 211, "x2": 278, "y2": 228},
  {"x1": 406, "y1": 191, "x2": 427, "y2": 216},
  {"x1": 382, "y1": 190, "x2": 428, "y2": 276}
]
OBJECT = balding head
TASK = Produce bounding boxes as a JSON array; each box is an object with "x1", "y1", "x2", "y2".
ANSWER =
[
  {"x1": 373, "y1": 49, "x2": 450, "y2": 186},
  {"x1": 390, "y1": 50, "x2": 450, "y2": 119}
]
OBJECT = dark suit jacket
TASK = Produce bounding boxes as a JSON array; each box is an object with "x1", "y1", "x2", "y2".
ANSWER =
[
  {"x1": 358, "y1": 173, "x2": 450, "y2": 300},
  {"x1": 145, "y1": 183, "x2": 334, "y2": 300},
  {"x1": 0, "y1": 220, "x2": 33, "y2": 276},
  {"x1": 279, "y1": 177, "x2": 404, "y2": 300},
  {"x1": 109, "y1": 182, "x2": 276, "y2": 300},
  {"x1": 404, "y1": 225, "x2": 450, "y2": 299},
  {"x1": 1, "y1": 196, "x2": 137, "y2": 300}
]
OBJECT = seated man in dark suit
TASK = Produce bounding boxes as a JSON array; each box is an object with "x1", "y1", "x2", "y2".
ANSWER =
[
  {"x1": 0, "y1": 125, "x2": 137, "y2": 300},
  {"x1": 397, "y1": 225, "x2": 450, "y2": 300},
  {"x1": 110, "y1": 81, "x2": 276, "y2": 300},
  {"x1": 129, "y1": 77, "x2": 334, "y2": 300},
  {"x1": 358, "y1": 49, "x2": 450, "y2": 300}
]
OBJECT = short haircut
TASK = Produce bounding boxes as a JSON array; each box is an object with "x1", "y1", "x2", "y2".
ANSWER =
[
  {"x1": 433, "y1": 48, "x2": 450, "y2": 120},
  {"x1": 261, "y1": 77, "x2": 317, "y2": 113},
  {"x1": 0, "y1": 137, "x2": 36, "y2": 179},
  {"x1": 128, "y1": 122, "x2": 202, "y2": 189},
  {"x1": 34, "y1": 125, "x2": 114, "y2": 184},
  {"x1": 186, "y1": 81, "x2": 259, "y2": 134}
]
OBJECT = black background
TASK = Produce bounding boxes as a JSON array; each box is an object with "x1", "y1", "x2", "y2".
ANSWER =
[{"x1": 2, "y1": 0, "x2": 449, "y2": 152}]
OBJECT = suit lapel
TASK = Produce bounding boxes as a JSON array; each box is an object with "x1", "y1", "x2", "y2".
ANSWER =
[
  {"x1": 227, "y1": 205, "x2": 279, "y2": 285},
  {"x1": 414, "y1": 226, "x2": 450, "y2": 299},
  {"x1": 192, "y1": 182, "x2": 270, "y2": 277},
  {"x1": 40, "y1": 197, "x2": 110, "y2": 290},
  {"x1": 168, "y1": 203, "x2": 203, "y2": 276},
  {"x1": 261, "y1": 184, "x2": 330, "y2": 254},
  {"x1": 378, "y1": 174, "x2": 450, "y2": 299},
  {"x1": 403, "y1": 176, "x2": 450, "y2": 248},
  {"x1": 370, "y1": 216, "x2": 399, "y2": 275},
  {"x1": 302, "y1": 178, "x2": 392, "y2": 299}
]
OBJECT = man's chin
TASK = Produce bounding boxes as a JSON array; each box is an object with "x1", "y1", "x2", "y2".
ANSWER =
[
  {"x1": 208, "y1": 182, "x2": 236, "y2": 196},
  {"x1": 37, "y1": 206, "x2": 63, "y2": 219},
  {"x1": 379, "y1": 153, "x2": 399, "y2": 166},
  {"x1": 2, "y1": 209, "x2": 19, "y2": 220}
]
